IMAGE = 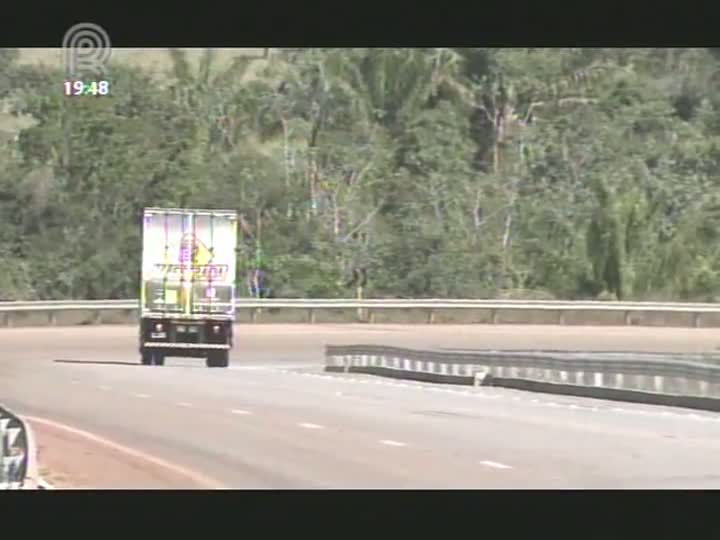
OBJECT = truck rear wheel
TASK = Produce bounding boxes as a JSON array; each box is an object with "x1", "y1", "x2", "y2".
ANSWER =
[
  {"x1": 206, "y1": 351, "x2": 229, "y2": 368},
  {"x1": 141, "y1": 350, "x2": 164, "y2": 366},
  {"x1": 141, "y1": 351, "x2": 153, "y2": 366}
]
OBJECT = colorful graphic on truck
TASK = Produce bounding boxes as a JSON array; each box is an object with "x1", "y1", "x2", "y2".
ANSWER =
[
  {"x1": 140, "y1": 209, "x2": 238, "y2": 316},
  {"x1": 155, "y1": 234, "x2": 230, "y2": 281}
]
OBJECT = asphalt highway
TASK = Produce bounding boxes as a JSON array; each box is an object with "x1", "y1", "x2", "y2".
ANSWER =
[{"x1": 2, "y1": 324, "x2": 720, "y2": 488}]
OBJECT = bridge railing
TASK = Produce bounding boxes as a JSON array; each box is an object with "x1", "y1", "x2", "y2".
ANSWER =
[{"x1": 325, "y1": 345, "x2": 720, "y2": 412}]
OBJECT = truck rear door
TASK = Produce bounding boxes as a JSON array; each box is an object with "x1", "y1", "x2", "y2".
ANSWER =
[{"x1": 141, "y1": 209, "x2": 237, "y2": 318}]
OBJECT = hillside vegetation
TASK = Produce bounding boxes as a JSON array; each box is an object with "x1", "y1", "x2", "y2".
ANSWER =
[{"x1": 2, "y1": 47, "x2": 720, "y2": 301}]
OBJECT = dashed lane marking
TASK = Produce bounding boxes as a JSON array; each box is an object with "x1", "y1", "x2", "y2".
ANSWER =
[
  {"x1": 379, "y1": 439, "x2": 407, "y2": 447},
  {"x1": 298, "y1": 422, "x2": 324, "y2": 430},
  {"x1": 134, "y1": 393, "x2": 150, "y2": 399},
  {"x1": 230, "y1": 409, "x2": 252, "y2": 415},
  {"x1": 177, "y1": 402, "x2": 193, "y2": 408},
  {"x1": 480, "y1": 460, "x2": 513, "y2": 470},
  {"x1": 271, "y1": 369, "x2": 720, "y2": 424}
]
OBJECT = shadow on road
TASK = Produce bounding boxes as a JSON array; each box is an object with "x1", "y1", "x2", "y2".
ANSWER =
[{"x1": 54, "y1": 359, "x2": 140, "y2": 367}]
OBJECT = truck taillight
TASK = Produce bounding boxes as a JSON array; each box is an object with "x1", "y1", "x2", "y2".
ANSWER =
[
  {"x1": 155, "y1": 323, "x2": 163, "y2": 332},
  {"x1": 213, "y1": 325, "x2": 221, "y2": 334}
]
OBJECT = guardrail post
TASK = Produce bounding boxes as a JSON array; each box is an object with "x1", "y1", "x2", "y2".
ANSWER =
[
  {"x1": 557, "y1": 310, "x2": 565, "y2": 325},
  {"x1": 693, "y1": 313, "x2": 701, "y2": 328},
  {"x1": 427, "y1": 309, "x2": 435, "y2": 324},
  {"x1": 93, "y1": 310, "x2": 102, "y2": 325},
  {"x1": 624, "y1": 311, "x2": 631, "y2": 325},
  {"x1": 491, "y1": 309, "x2": 499, "y2": 324},
  {"x1": 48, "y1": 312, "x2": 56, "y2": 326},
  {"x1": 250, "y1": 308, "x2": 259, "y2": 323},
  {"x1": 307, "y1": 309, "x2": 316, "y2": 324},
  {"x1": 2, "y1": 313, "x2": 9, "y2": 328}
]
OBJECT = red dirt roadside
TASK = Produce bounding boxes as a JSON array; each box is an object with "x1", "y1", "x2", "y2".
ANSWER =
[{"x1": 29, "y1": 419, "x2": 218, "y2": 489}]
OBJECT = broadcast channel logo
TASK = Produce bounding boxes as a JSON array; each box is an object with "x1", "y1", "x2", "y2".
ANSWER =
[{"x1": 62, "y1": 22, "x2": 112, "y2": 80}]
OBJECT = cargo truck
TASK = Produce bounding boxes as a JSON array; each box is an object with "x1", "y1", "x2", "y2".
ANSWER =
[{"x1": 139, "y1": 207, "x2": 238, "y2": 368}]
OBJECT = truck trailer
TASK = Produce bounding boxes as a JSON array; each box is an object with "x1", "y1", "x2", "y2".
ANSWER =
[{"x1": 139, "y1": 207, "x2": 238, "y2": 368}]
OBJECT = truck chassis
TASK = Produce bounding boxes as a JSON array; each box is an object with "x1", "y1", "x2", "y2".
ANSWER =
[{"x1": 139, "y1": 316, "x2": 233, "y2": 368}]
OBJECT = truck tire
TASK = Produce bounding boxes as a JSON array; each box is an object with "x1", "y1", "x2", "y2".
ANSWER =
[
  {"x1": 206, "y1": 351, "x2": 229, "y2": 368},
  {"x1": 141, "y1": 350, "x2": 164, "y2": 366},
  {"x1": 219, "y1": 351, "x2": 229, "y2": 368}
]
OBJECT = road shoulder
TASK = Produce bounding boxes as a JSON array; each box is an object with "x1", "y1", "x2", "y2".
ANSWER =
[{"x1": 28, "y1": 418, "x2": 223, "y2": 489}]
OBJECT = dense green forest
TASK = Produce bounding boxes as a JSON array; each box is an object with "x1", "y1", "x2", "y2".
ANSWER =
[{"x1": 2, "y1": 48, "x2": 720, "y2": 301}]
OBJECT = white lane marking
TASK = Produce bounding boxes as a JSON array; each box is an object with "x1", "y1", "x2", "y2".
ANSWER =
[
  {"x1": 230, "y1": 409, "x2": 252, "y2": 415},
  {"x1": 24, "y1": 415, "x2": 226, "y2": 489},
  {"x1": 134, "y1": 393, "x2": 150, "y2": 399},
  {"x1": 37, "y1": 478, "x2": 55, "y2": 490},
  {"x1": 281, "y1": 370, "x2": 720, "y2": 424},
  {"x1": 379, "y1": 439, "x2": 406, "y2": 447},
  {"x1": 176, "y1": 402, "x2": 193, "y2": 408},
  {"x1": 298, "y1": 422, "x2": 324, "y2": 430},
  {"x1": 98, "y1": 385, "x2": 110, "y2": 391},
  {"x1": 480, "y1": 460, "x2": 513, "y2": 470}
]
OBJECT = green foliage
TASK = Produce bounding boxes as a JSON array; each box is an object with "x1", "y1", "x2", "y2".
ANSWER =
[{"x1": 1, "y1": 47, "x2": 720, "y2": 301}]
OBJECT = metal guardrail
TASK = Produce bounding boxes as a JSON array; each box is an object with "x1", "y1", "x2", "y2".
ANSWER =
[
  {"x1": 325, "y1": 345, "x2": 720, "y2": 412},
  {"x1": 0, "y1": 298, "x2": 719, "y2": 327},
  {"x1": 0, "y1": 405, "x2": 39, "y2": 489},
  {"x1": 3, "y1": 298, "x2": 720, "y2": 309}
]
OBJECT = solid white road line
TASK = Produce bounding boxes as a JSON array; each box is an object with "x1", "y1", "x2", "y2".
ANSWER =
[
  {"x1": 24, "y1": 416, "x2": 226, "y2": 489},
  {"x1": 230, "y1": 409, "x2": 252, "y2": 415},
  {"x1": 134, "y1": 393, "x2": 150, "y2": 399},
  {"x1": 298, "y1": 422, "x2": 324, "y2": 430},
  {"x1": 379, "y1": 439, "x2": 406, "y2": 447},
  {"x1": 176, "y1": 402, "x2": 193, "y2": 408},
  {"x1": 37, "y1": 477, "x2": 55, "y2": 490},
  {"x1": 479, "y1": 460, "x2": 513, "y2": 470}
]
